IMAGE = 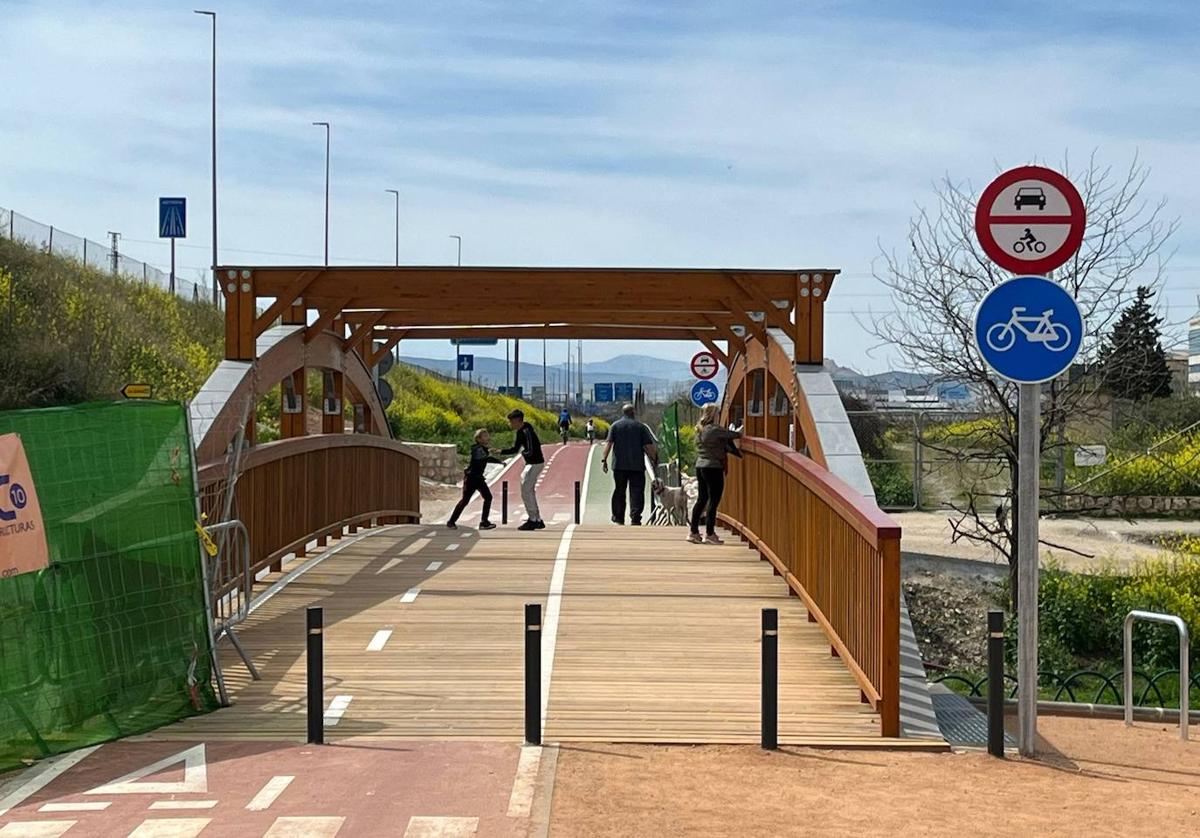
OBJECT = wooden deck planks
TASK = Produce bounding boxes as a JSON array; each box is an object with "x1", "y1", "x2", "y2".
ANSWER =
[
  {"x1": 544, "y1": 528, "x2": 881, "y2": 744},
  {"x1": 149, "y1": 523, "x2": 937, "y2": 748}
]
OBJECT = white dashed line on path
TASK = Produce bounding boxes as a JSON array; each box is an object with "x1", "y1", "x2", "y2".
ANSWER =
[
  {"x1": 0, "y1": 744, "x2": 100, "y2": 817},
  {"x1": 245, "y1": 776, "x2": 294, "y2": 812},
  {"x1": 148, "y1": 801, "x2": 218, "y2": 811},
  {"x1": 126, "y1": 819, "x2": 212, "y2": 838},
  {"x1": 37, "y1": 802, "x2": 110, "y2": 813},
  {"x1": 324, "y1": 695, "x2": 353, "y2": 726},
  {"x1": 403, "y1": 816, "x2": 479, "y2": 837},
  {"x1": 263, "y1": 817, "x2": 345, "y2": 837},
  {"x1": 0, "y1": 822, "x2": 80, "y2": 837},
  {"x1": 401, "y1": 587, "x2": 421, "y2": 604},
  {"x1": 426, "y1": 561, "x2": 443, "y2": 571},
  {"x1": 366, "y1": 630, "x2": 393, "y2": 652},
  {"x1": 444, "y1": 542, "x2": 460, "y2": 552}
]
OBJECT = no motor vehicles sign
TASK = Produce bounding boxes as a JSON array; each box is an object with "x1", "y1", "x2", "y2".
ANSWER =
[
  {"x1": 973, "y1": 165, "x2": 1085, "y2": 275},
  {"x1": 690, "y1": 351, "x2": 719, "y2": 380}
]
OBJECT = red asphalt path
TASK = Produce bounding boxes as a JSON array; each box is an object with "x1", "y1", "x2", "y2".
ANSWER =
[
  {"x1": 0, "y1": 739, "x2": 530, "y2": 837},
  {"x1": 453, "y1": 441, "x2": 593, "y2": 528}
]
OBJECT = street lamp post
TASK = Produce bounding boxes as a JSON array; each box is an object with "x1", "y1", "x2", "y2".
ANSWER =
[
  {"x1": 313, "y1": 122, "x2": 330, "y2": 266},
  {"x1": 449, "y1": 235, "x2": 462, "y2": 266},
  {"x1": 193, "y1": 10, "x2": 217, "y2": 305},
  {"x1": 384, "y1": 189, "x2": 399, "y2": 266}
]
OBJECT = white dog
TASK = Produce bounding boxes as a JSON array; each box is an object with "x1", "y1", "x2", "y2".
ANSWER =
[{"x1": 651, "y1": 479, "x2": 691, "y2": 526}]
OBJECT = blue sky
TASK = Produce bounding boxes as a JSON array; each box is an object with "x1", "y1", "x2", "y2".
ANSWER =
[{"x1": 2, "y1": 0, "x2": 1199, "y2": 373}]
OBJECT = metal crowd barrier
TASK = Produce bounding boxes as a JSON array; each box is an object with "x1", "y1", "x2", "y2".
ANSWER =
[{"x1": 204, "y1": 520, "x2": 261, "y2": 688}]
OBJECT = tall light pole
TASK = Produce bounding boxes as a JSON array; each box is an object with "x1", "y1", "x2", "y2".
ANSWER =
[
  {"x1": 449, "y1": 235, "x2": 462, "y2": 266},
  {"x1": 313, "y1": 121, "x2": 330, "y2": 266},
  {"x1": 194, "y1": 10, "x2": 217, "y2": 305},
  {"x1": 384, "y1": 188, "x2": 399, "y2": 266}
]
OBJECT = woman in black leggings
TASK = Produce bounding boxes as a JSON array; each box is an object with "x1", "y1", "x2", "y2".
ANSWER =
[{"x1": 688, "y1": 403, "x2": 742, "y2": 544}]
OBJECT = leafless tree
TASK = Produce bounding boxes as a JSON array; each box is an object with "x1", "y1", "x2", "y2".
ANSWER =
[{"x1": 869, "y1": 153, "x2": 1177, "y2": 607}]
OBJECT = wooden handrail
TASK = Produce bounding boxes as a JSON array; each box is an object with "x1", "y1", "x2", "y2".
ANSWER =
[
  {"x1": 718, "y1": 436, "x2": 901, "y2": 737},
  {"x1": 198, "y1": 435, "x2": 421, "y2": 582}
]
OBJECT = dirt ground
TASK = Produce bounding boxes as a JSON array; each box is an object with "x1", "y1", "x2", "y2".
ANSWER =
[
  {"x1": 549, "y1": 716, "x2": 1200, "y2": 837},
  {"x1": 896, "y1": 510, "x2": 1200, "y2": 570}
]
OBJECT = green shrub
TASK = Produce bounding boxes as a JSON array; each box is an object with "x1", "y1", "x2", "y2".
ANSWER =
[{"x1": 866, "y1": 460, "x2": 914, "y2": 507}]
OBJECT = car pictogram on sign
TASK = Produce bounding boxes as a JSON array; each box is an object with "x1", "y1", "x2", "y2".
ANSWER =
[{"x1": 1014, "y1": 187, "x2": 1046, "y2": 211}]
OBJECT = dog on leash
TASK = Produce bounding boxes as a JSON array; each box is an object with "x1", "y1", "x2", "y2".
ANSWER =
[{"x1": 651, "y1": 479, "x2": 690, "y2": 526}]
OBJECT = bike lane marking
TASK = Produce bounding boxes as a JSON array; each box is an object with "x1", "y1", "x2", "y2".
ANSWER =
[{"x1": 245, "y1": 776, "x2": 294, "y2": 812}]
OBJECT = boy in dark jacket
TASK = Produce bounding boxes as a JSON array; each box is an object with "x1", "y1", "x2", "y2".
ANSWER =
[{"x1": 447, "y1": 429, "x2": 503, "y2": 530}]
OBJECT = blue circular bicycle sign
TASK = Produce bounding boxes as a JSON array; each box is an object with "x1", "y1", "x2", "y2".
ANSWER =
[
  {"x1": 691, "y1": 379, "x2": 720, "y2": 407},
  {"x1": 973, "y1": 275, "x2": 1083, "y2": 384}
]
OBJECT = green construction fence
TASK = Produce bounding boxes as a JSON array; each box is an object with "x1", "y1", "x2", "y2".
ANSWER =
[{"x1": 0, "y1": 401, "x2": 218, "y2": 773}]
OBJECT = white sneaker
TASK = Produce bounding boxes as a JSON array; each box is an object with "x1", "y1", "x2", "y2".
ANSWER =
[{"x1": 686, "y1": 532, "x2": 702, "y2": 544}]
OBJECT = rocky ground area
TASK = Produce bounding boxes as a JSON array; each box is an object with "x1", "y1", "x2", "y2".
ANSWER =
[{"x1": 904, "y1": 569, "x2": 1002, "y2": 673}]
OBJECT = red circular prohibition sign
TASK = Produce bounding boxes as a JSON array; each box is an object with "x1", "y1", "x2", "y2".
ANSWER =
[{"x1": 974, "y1": 165, "x2": 1086, "y2": 275}]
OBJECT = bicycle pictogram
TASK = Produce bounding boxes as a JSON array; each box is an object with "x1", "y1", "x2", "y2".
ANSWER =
[{"x1": 984, "y1": 307, "x2": 1072, "y2": 353}]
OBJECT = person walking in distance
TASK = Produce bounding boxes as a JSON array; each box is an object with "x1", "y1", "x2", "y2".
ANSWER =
[
  {"x1": 688, "y1": 403, "x2": 741, "y2": 544},
  {"x1": 602, "y1": 403, "x2": 658, "y2": 526},
  {"x1": 446, "y1": 429, "x2": 502, "y2": 531},
  {"x1": 497, "y1": 409, "x2": 545, "y2": 531}
]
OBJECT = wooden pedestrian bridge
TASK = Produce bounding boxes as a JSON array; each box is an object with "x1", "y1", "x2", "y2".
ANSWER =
[{"x1": 178, "y1": 264, "x2": 941, "y2": 749}]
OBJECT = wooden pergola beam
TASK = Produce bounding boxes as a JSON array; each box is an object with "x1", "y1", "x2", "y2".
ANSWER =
[
  {"x1": 366, "y1": 329, "x2": 407, "y2": 368},
  {"x1": 304, "y1": 299, "x2": 352, "y2": 343},
  {"x1": 381, "y1": 325, "x2": 725, "y2": 341},
  {"x1": 252, "y1": 271, "x2": 320, "y2": 337},
  {"x1": 692, "y1": 331, "x2": 730, "y2": 367},
  {"x1": 343, "y1": 313, "x2": 384, "y2": 354}
]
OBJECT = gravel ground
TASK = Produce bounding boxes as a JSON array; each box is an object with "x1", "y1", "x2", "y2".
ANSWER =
[
  {"x1": 904, "y1": 570, "x2": 1002, "y2": 672},
  {"x1": 549, "y1": 716, "x2": 1200, "y2": 837}
]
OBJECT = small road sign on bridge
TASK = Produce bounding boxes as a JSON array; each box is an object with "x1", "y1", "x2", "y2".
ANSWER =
[
  {"x1": 690, "y1": 380, "x2": 719, "y2": 407},
  {"x1": 457, "y1": 355, "x2": 474, "y2": 372},
  {"x1": 690, "y1": 351, "x2": 719, "y2": 380}
]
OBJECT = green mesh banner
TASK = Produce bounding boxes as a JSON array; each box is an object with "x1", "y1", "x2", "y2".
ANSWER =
[
  {"x1": 660, "y1": 403, "x2": 680, "y2": 462},
  {"x1": 0, "y1": 401, "x2": 217, "y2": 773}
]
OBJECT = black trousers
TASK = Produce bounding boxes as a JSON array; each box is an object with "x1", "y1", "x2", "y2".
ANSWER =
[
  {"x1": 611, "y1": 469, "x2": 646, "y2": 524},
  {"x1": 449, "y1": 474, "x2": 492, "y2": 525},
  {"x1": 690, "y1": 467, "x2": 726, "y2": 535}
]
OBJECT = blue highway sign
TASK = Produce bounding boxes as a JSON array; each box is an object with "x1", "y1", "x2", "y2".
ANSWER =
[
  {"x1": 457, "y1": 354, "x2": 474, "y2": 372},
  {"x1": 613, "y1": 382, "x2": 634, "y2": 402},
  {"x1": 973, "y1": 275, "x2": 1083, "y2": 384},
  {"x1": 593, "y1": 383, "x2": 614, "y2": 403},
  {"x1": 691, "y1": 380, "x2": 720, "y2": 407},
  {"x1": 159, "y1": 197, "x2": 186, "y2": 238}
]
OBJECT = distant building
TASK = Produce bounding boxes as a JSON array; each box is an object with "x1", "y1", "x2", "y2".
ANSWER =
[{"x1": 1190, "y1": 315, "x2": 1200, "y2": 392}]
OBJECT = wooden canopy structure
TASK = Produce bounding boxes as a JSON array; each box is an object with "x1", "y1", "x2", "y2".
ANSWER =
[{"x1": 219, "y1": 265, "x2": 838, "y2": 366}]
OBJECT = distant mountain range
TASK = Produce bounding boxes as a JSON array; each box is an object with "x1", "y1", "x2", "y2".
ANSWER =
[{"x1": 399, "y1": 352, "x2": 937, "y2": 400}]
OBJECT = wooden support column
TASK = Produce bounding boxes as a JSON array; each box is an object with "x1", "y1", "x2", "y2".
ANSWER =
[
  {"x1": 221, "y1": 269, "x2": 256, "y2": 360},
  {"x1": 794, "y1": 273, "x2": 813, "y2": 364},
  {"x1": 809, "y1": 271, "x2": 828, "y2": 364},
  {"x1": 322, "y1": 370, "x2": 344, "y2": 434},
  {"x1": 281, "y1": 305, "x2": 307, "y2": 439}
]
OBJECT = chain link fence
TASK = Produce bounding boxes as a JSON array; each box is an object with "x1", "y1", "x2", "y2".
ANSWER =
[
  {"x1": 0, "y1": 205, "x2": 213, "y2": 305},
  {"x1": 849, "y1": 398, "x2": 1200, "y2": 513}
]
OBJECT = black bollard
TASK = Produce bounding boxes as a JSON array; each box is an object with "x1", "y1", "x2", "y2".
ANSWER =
[
  {"x1": 525, "y1": 603, "x2": 542, "y2": 745},
  {"x1": 307, "y1": 606, "x2": 324, "y2": 745},
  {"x1": 987, "y1": 609, "x2": 1005, "y2": 758},
  {"x1": 762, "y1": 608, "x2": 778, "y2": 750},
  {"x1": 502, "y1": 481, "x2": 509, "y2": 525},
  {"x1": 574, "y1": 481, "x2": 581, "y2": 525}
]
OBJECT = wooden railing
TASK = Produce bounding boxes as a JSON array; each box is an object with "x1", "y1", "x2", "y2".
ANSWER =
[
  {"x1": 719, "y1": 437, "x2": 901, "y2": 736},
  {"x1": 198, "y1": 435, "x2": 421, "y2": 583}
]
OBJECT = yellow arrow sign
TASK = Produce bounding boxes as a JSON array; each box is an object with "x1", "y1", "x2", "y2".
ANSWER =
[{"x1": 120, "y1": 383, "x2": 152, "y2": 400}]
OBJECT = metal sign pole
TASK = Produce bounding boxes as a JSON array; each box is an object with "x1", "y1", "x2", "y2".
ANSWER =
[{"x1": 1017, "y1": 381, "x2": 1040, "y2": 755}]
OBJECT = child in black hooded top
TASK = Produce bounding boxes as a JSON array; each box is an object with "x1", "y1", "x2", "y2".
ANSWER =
[{"x1": 447, "y1": 428, "x2": 503, "y2": 529}]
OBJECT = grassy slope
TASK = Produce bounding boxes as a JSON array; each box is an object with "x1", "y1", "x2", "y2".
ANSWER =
[
  {"x1": 0, "y1": 237, "x2": 223, "y2": 408},
  {"x1": 383, "y1": 363, "x2": 609, "y2": 456}
]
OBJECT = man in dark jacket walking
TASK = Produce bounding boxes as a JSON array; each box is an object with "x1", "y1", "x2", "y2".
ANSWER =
[
  {"x1": 497, "y1": 409, "x2": 546, "y2": 531},
  {"x1": 602, "y1": 403, "x2": 658, "y2": 525}
]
